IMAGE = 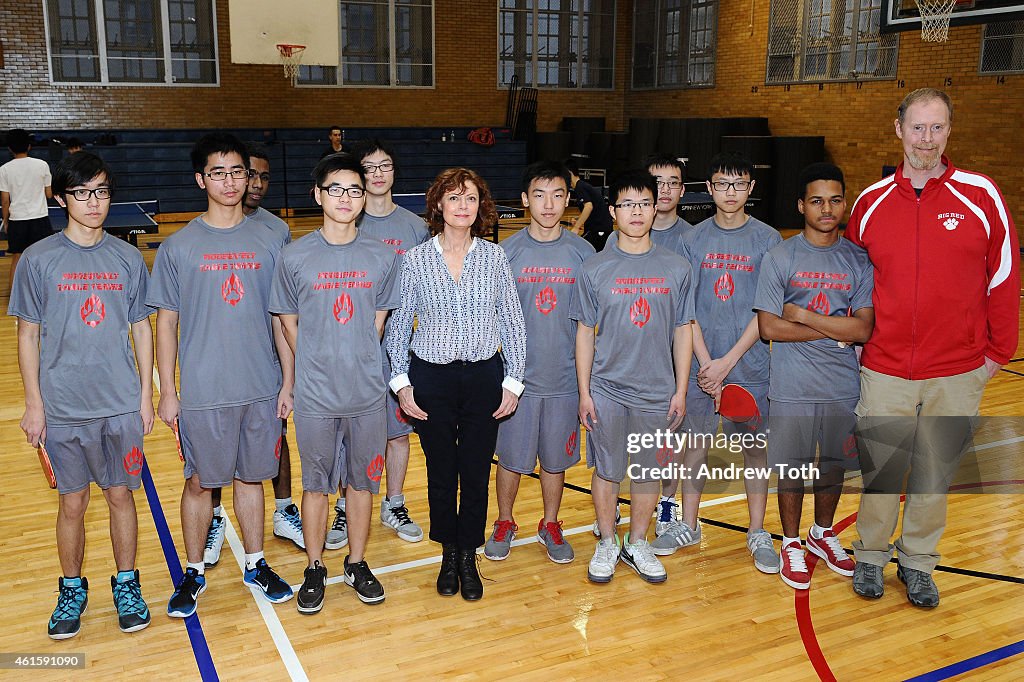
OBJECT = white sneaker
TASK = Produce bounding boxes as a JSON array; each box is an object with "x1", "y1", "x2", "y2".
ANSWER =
[
  {"x1": 380, "y1": 494, "x2": 424, "y2": 542},
  {"x1": 621, "y1": 534, "x2": 668, "y2": 583},
  {"x1": 654, "y1": 496, "x2": 679, "y2": 536},
  {"x1": 587, "y1": 537, "x2": 620, "y2": 583},
  {"x1": 272, "y1": 503, "x2": 305, "y2": 549},
  {"x1": 324, "y1": 504, "x2": 348, "y2": 550},
  {"x1": 203, "y1": 514, "x2": 226, "y2": 567},
  {"x1": 592, "y1": 503, "x2": 621, "y2": 537}
]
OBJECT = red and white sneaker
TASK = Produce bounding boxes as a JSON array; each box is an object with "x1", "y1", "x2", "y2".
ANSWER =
[
  {"x1": 780, "y1": 540, "x2": 811, "y2": 590},
  {"x1": 806, "y1": 528, "x2": 855, "y2": 577}
]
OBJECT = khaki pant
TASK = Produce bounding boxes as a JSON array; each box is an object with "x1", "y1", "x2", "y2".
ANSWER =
[{"x1": 852, "y1": 365, "x2": 989, "y2": 573}]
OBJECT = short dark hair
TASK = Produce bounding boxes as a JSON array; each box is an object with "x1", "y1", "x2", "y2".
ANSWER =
[
  {"x1": 708, "y1": 152, "x2": 753, "y2": 180},
  {"x1": 190, "y1": 133, "x2": 250, "y2": 175},
  {"x1": 643, "y1": 154, "x2": 685, "y2": 178},
  {"x1": 247, "y1": 144, "x2": 270, "y2": 164},
  {"x1": 424, "y1": 168, "x2": 497, "y2": 238},
  {"x1": 312, "y1": 152, "x2": 366, "y2": 189},
  {"x1": 329, "y1": 125, "x2": 343, "y2": 135},
  {"x1": 7, "y1": 129, "x2": 32, "y2": 154},
  {"x1": 608, "y1": 169, "x2": 658, "y2": 205},
  {"x1": 521, "y1": 160, "x2": 571, "y2": 194},
  {"x1": 65, "y1": 137, "x2": 85, "y2": 151},
  {"x1": 52, "y1": 152, "x2": 115, "y2": 213},
  {"x1": 797, "y1": 162, "x2": 845, "y2": 200},
  {"x1": 563, "y1": 158, "x2": 580, "y2": 176},
  {"x1": 351, "y1": 138, "x2": 398, "y2": 174}
]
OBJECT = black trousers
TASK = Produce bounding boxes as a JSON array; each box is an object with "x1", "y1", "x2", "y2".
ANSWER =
[{"x1": 409, "y1": 353, "x2": 503, "y2": 550}]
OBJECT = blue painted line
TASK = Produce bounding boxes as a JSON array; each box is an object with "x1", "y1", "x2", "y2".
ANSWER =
[
  {"x1": 904, "y1": 638, "x2": 1024, "y2": 681},
  {"x1": 141, "y1": 459, "x2": 220, "y2": 682}
]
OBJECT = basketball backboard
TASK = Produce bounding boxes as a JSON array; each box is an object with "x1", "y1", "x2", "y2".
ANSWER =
[
  {"x1": 228, "y1": 0, "x2": 338, "y2": 65},
  {"x1": 882, "y1": 0, "x2": 1024, "y2": 32}
]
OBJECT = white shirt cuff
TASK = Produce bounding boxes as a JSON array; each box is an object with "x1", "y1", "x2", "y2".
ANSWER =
[
  {"x1": 502, "y1": 376, "x2": 525, "y2": 397},
  {"x1": 389, "y1": 373, "x2": 411, "y2": 394}
]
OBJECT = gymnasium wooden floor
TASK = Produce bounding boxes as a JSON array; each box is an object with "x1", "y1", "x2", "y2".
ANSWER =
[{"x1": 0, "y1": 217, "x2": 1022, "y2": 681}]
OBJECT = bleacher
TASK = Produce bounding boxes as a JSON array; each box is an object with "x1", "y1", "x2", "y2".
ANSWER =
[{"x1": 27, "y1": 127, "x2": 527, "y2": 215}]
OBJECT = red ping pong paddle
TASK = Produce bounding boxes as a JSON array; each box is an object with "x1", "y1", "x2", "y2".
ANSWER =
[
  {"x1": 718, "y1": 384, "x2": 762, "y2": 431},
  {"x1": 37, "y1": 444, "x2": 57, "y2": 489}
]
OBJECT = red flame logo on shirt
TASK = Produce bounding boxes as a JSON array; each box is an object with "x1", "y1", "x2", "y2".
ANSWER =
[
  {"x1": 80, "y1": 294, "x2": 105, "y2": 327},
  {"x1": 122, "y1": 446, "x2": 144, "y2": 476},
  {"x1": 222, "y1": 273, "x2": 244, "y2": 306},
  {"x1": 808, "y1": 291, "x2": 831, "y2": 315},
  {"x1": 395, "y1": 406, "x2": 409, "y2": 424},
  {"x1": 656, "y1": 445, "x2": 673, "y2": 467},
  {"x1": 714, "y1": 273, "x2": 735, "y2": 301},
  {"x1": 629, "y1": 296, "x2": 651, "y2": 328},
  {"x1": 333, "y1": 293, "x2": 354, "y2": 324},
  {"x1": 843, "y1": 434, "x2": 858, "y2": 459},
  {"x1": 274, "y1": 436, "x2": 282, "y2": 461},
  {"x1": 535, "y1": 286, "x2": 557, "y2": 315},
  {"x1": 565, "y1": 430, "x2": 577, "y2": 458},
  {"x1": 366, "y1": 453, "x2": 385, "y2": 482}
]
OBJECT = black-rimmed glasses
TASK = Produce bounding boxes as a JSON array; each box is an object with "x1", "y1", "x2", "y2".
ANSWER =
[
  {"x1": 318, "y1": 185, "x2": 365, "y2": 198},
  {"x1": 204, "y1": 169, "x2": 249, "y2": 181},
  {"x1": 66, "y1": 188, "x2": 112, "y2": 201}
]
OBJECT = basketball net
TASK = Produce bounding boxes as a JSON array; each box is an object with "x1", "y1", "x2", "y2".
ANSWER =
[
  {"x1": 916, "y1": 0, "x2": 957, "y2": 42},
  {"x1": 276, "y1": 44, "x2": 306, "y2": 85}
]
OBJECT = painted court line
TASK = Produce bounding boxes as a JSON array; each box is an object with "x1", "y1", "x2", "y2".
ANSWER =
[{"x1": 223, "y1": 517, "x2": 309, "y2": 682}]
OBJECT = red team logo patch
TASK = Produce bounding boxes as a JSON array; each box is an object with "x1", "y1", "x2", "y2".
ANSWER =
[
  {"x1": 333, "y1": 293, "x2": 354, "y2": 324},
  {"x1": 535, "y1": 286, "x2": 557, "y2": 315},
  {"x1": 395, "y1": 407, "x2": 409, "y2": 425},
  {"x1": 274, "y1": 436, "x2": 282, "y2": 461},
  {"x1": 123, "y1": 446, "x2": 144, "y2": 476},
  {"x1": 629, "y1": 296, "x2": 651, "y2": 328},
  {"x1": 843, "y1": 434, "x2": 858, "y2": 459},
  {"x1": 80, "y1": 294, "x2": 105, "y2": 327},
  {"x1": 222, "y1": 273, "x2": 245, "y2": 306},
  {"x1": 714, "y1": 273, "x2": 735, "y2": 301},
  {"x1": 808, "y1": 291, "x2": 831, "y2": 315},
  {"x1": 656, "y1": 446, "x2": 673, "y2": 467},
  {"x1": 366, "y1": 453, "x2": 385, "y2": 482},
  {"x1": 565, "y1": 430, "x2": 577, "y2": 458}
]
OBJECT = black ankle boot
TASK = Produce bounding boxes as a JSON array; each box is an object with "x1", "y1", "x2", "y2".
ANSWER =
[
  {"x1": 437, "y1": 544, "x2": 459, "y2": 596},
  {"x1": 458, "y1": 549, "x2": 483, "y2": 601}
]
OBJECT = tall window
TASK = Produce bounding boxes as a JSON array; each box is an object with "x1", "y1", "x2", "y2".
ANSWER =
[
  {"x1": 980, "y1": 20, "x2": 1024, "y2": 73},
  {"x1": 766, "y1": 0, "x2": 897, "y2": 84},
  {"x1": 44, "y1": 0, "x2": 217, "y2": 85},
  {"x1": 298, "y1": 0, "x2": 434, "y2": 87},
  {"x1": 498, "y1": 0, "x2": 616, "y2": 89},
  {"x1": 633, "y1": 0, "x2": 718, "y2": 89}
]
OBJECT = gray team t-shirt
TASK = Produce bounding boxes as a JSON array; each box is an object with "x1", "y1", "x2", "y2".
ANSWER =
[
  {"x1": 753, "y1": 234, "x2": 873, "y2": 402},
  {"x1": 269, "y1": 230, "x2": 401, "y2": 417},
  {"x1": 569, "y1": 241, "x2": 694, "y2": 412},
  {"x1": 147, "y1": 215, "x2": 286, "y2": 409},
  {"x1": 682, "y1": 215, "x2": 782, "y2": 386},
  {"x1": 250, "y1": 206, "x2": 291, "y2": 243},
  {"x1": 8, "y1": 232, "x2": 153, "y2": 425},
  {"x1": 502, "y1": 228, "x2": 596, "y2": 397}
]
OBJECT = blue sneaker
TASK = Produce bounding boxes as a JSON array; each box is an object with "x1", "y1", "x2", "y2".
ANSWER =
[
  {"x1": 243, "y1": 558, "x2": 293, "y2": 603},
  {"x1": 167, "y1": 567, "x2": 206, "y2": 618},
  {"x1": 111, "y1": 570, "x2": 151, "y2": 633},
  {"x1": 48, "y1": 577, "x2": 89, "y2": 640}
]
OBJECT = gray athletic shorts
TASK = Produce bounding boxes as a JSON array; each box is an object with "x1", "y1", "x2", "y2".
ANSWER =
[
  {"x1": 179, "y1": 398, "x2": 281, "y2": 488},
  {"x1": 684, "y1": 381, "x2": 770, "y2": 438},
  {"x1": 293, "y1": 404, "x2": 387, "y2": 494},
  {"x1": 46, "y1": 412, "x2": 145, "y2": 494},
  {"x1": 767, "y1": 399, "x2": 860, "y2": 476},
  {"x1": 496, "y1": 394, "x2": 580, "y2": 474},
  {"x1": 586, "y1": 391, "x2": 672, "y2": 484},
  {"x1": 383, "y1": 354, "x2": 414, "y2": 439}
]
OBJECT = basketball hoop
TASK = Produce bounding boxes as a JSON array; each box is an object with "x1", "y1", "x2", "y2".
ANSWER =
[
  {"x1": 276, "y1": 43, "x2": 306, "y2": 85},
  {"x1": 915, "y1": 0, "x2": 957, "y2": 42}
]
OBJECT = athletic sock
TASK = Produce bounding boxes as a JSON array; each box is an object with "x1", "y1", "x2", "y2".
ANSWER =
[
  {"x1": 275, "y1": 497, "x2": 292, "y2": 512},
  {"x1": 244, "y1": 551, "x2": 265, "y2": 571},
  {"x1": 115, "y1": 570, "x2": 136, "y2": 583},
  {"x1": 63, "y1": 576, "x2": 83, "y2": 587},
  {"x1": 186, "y1": 561, "x2": 205, "y2": 576},
  {"x1": 782, "y1": 536, "x2": 801, "y2": 547},
  {"x1": 809, "y1": 524, "x2": 829, "y2": 540},
  {"x1": 212, "y1": 505, "x2": 224, "y2": 518}
]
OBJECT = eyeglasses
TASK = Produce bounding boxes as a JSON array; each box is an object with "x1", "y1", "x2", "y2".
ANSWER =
[
  {"x1": 655, "y1": 180, "x2": 683, "y2": 189},
  {"x1": 204, "y1": 169, "x2": 249, "y2": 181},
  {"x1": 318, "y1": 185, "x2": 365, "y2": 198},
  {"x1": 66, "y1": 187, "x2": 112, "y2": 201},
  {"x1": 613, "y1": 201, "x2": 655, "y2": 210},
  {"x1": 362, "y1": 162, "x2": 394, "y2": 174},
  {"x1": 710, "y1": 180, "x2": 751, "y2": 192},
  {"x1": 247, "y1": 170, "x2": 271, "y2": 182}
]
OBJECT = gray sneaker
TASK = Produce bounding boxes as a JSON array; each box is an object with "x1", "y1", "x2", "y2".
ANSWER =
[
  {"x1": 651, "y1": 520, "x2": 701, "y2": 556},
  {"x1": 325, "y1": 504, "x2": 348, "y2": 550},
  {"x1": 747, "y1": 529, "x2": 780, "y2": 574},
  {"x1": 380, "y1": 494, "x2": 424, "y2": 543},
  {"x1": 853, "y1": 561, "x2": 885, "y2": 599},
  {"x1": 537, "y1": 520, "x2": 574, "y2": 564},
  {"x1": 483, "y1": 519, "x2": 517, "y2": 561},
  {"x1": 897, "y1": 565, "x2": 939, "y2": 608}
]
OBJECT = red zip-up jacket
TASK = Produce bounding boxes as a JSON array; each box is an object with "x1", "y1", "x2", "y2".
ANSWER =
[{"x1": 846, "y1": 157, "x2": 1019, "y2": 380}]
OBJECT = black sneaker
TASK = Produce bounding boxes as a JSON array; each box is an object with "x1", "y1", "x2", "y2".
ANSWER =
[
  {"x1": 167, "y1": 567, "x2": 206, "y2": 618},
  {"x1": 343, "y1": 556, "x2": 385, "y2": 604},
  {"x1": 111, "y1": 570, "x2": 151, "y2": 633},
  {"x1": 296, "y1": 561, "x2": 327, "y2": 614},
  {"x1": 243, "y1": 558, "x2": 294, "y2": 603},
  {"x1": 48, "y1": 577, "x2": 89, "y2": 640}
]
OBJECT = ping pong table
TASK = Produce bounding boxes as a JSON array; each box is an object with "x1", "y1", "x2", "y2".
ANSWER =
[
  {"x1": 48, "y1": 200, "x2": 159, "y2": 247},
  {"x1": 393, "y1": 193, "x2": 525, "y2": 243}
]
